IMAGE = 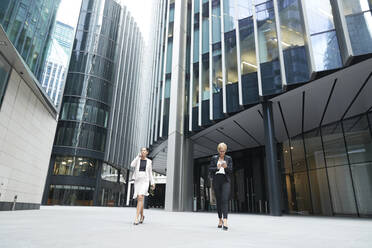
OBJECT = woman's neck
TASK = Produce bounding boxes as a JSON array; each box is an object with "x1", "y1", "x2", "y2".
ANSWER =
[
  {"x1": 219, "y1": 155, "x2": 224, "y2": 160},
  {"x1": 141, "y1": 156, "x2": 146, "y2": 160}
]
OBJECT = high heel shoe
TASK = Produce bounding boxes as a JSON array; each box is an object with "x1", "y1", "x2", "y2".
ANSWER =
[
  {"x1": 223, "y1": 225, "x2": 228, "y2": 231},
  {"x1": 133, "y1": 221, "x2": 139, "y2": 225},
  {"x1": 139, "y1": 216, "x2": 145, "y2": 224},
  {"x1": 217, "y1": 224, "x2": 222, "y2": 228}
]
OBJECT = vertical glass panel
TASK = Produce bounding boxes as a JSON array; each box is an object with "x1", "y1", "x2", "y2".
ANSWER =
[
  {"x1": 343, "y1": 115, "x2": 372, "y2": 164},
  {"x1": 255, "y1": 0, "x2": 282, "y2": 95},
  {"x1": 194, "y1": 0, "x2": 200, "y2": 14},
  {"x1": 223, "y1": 0, "x2": 235, "y2": 32},
  {"x1": 341, "y1": 0, "x2": 371, "y2": 15},
  {"x1": 193, "y1": 24, "x2": 200, "y2": 63},
  {"x1": 239, "y1": 16, "x2": 258, "y2": 105},
  {"x1": 351, "y1": 162, "x2": 372, "y2": 215},
  {"x1": 166, "y1": 39, "x2": 173, "y2": 74},
  {"x1": 291, "y1": 134, "x2": 307, "y2": 172},
  {"x1": 201, "y1": 54, "x2": 211, "y2": 125},
  {"x1": 344, "y1": 11, "x2": 372, "y2": 55},
  {"x1": 305, "y1": 0, "x2": 342, "y2": 71},
  {"x1": 211, "y1": 43, "x2": 223, "y2": 119},
  {"x1": 328, "y1": 165, "x2": 357, "y2": 215},
  {"x1": 304, "y1": 128, "x2": 326, "y2": 169},
  {"x1": 162, "y1": 76, "x2": 171, "y2": 136},
  {"x1": 225, "y1": 30, "x2": 239, "y2": 113},
  {"x1": 0, "y1": 54, "x2": 11, "y2": 107},
  {"x1": 285, "y1": 174, "x2": 296, "y2": 212},
  {"x1": 192, "y1": 63, "x2": 200, "y2": 130},
  {"x1": 202, "y1": 1, "x2": 209, "y2": 54},
  {"x1": 322, "y1": 122, "x2": 349, "y2": 167},
  {"x1": 309, "y1": 168, "x2": 332, "y2": 215},
  {"x1": 211, "y1": 0, "x2": 221, "y2": 44},
  {"x1": 278, "y1": 0, "x2": 309, "y2": 84},
  {"x1": 294, "y1": 171, "x2": 312, "y2": 214},
  {"x1": 237, "y1": 0, "x2": 253, "y2": 20}
]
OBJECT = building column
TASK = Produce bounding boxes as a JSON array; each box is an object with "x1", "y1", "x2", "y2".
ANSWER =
[
  {"x1": 262, "y1": 101, "x2": 282, "y2": 216},
  {"x1": 42, "y1": 156, "x2": 55, "y2": 205},
  {"x1": 93, "y1": 162, "x2": 102, "y2": 206},
  {"x1": 164, "y1": 0, "x2": 193, "y2": 212}
]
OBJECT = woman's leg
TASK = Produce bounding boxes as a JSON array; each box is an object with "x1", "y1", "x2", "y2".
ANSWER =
[
  {"x1": 213, "y1": 176, "x2": 223, "y2": 222},
  {"x1": 135, "y1": 195, "x2": 141, "y2": 223},
  {"x1": 139, "y1": 195, "x2": 144, "y2": 219},
  {"x1": 221, "y1": 181, "x2": 231, "y2": 226}
]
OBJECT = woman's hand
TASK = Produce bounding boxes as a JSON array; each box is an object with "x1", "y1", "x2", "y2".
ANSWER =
[{"x1": 221, "y1": 161, "x2": 227, "y2": 168}]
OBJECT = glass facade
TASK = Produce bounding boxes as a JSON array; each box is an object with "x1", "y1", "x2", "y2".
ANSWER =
[
  {"x1": 47, "y1": 185, "x2": 94, "y2": 206},
  {"x1": 53, "y1": 156, "x2": 97, "y2": 177},
  {"x1": 0, "y1": 0, "x2": 60, "y2": 78},
  {"x1": 283, "y1": 112, "x2": 372, "y2": 216},
  {"x1": 0, "y1": 54, "x2": 11, "y2": 109}
]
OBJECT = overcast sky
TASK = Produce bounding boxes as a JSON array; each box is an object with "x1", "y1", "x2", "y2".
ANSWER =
[{"x1": 56, "y1": 0, "x2": 153, "y2": 44}]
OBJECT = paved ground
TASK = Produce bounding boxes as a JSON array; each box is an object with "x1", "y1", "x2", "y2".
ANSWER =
[{"x1": 0, "y1": 206, "x2": 372, "y2": 248}]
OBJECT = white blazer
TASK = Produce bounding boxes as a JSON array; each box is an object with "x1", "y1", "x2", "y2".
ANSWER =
[{"x1": 130, "y1": 156, "x2": 155, "y2": 185}]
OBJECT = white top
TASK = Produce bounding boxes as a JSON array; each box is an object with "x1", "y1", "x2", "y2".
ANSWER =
[{"x1": 216, "y1": 160, "x2": 226, "y2": 175}]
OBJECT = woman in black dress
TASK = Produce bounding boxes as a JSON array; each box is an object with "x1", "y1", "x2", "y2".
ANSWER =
[{"x1": 209, "y1": 142, "x2": 233, "y2": 230}]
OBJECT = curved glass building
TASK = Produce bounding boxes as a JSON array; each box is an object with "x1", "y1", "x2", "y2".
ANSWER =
[
  {"x1": 145, "y1": 0, "x2": 372, "y2": 217},
  {"x1": 42, "y1": 0, "x2": 144, "y2": 206}
]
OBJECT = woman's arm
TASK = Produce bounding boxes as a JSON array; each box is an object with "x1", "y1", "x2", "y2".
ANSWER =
[
  {"x1": 148, "y1": 160, "x2": 155, "y2": 186},
  {"x1": 130, "y1": 155, "x2": 139, "y2": 168},
  {"x1": 209, "y1": 156, "x2": 218, "y2": 176},
  {"x1": 225, "y1": 156, "x2": 233, "y2": 174}
]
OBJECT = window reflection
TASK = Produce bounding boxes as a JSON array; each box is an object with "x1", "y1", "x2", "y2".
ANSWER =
[
  {"x1": 211, "y1": 43, "x2": 223, "y2": 119},
  {"x1": 47, "y1": 184, "x2": 94, "y2": 206},
  {"x1": 53, "y1": 156, "x2": 97, "y2": 177},
  {"x1": 255, "y1": 0, "x2": 282, "y2": 95}
]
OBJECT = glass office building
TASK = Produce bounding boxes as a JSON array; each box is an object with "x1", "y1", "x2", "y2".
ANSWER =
[
  {"x1": 0, "y1": 0, "x2": 60, "y2": 79},
  {"x1": 145, "y1": 0, "x2": 372, "y2": 217},
  {"x1": 42, "y1": 0, "x2": 144, "y2": 206}
]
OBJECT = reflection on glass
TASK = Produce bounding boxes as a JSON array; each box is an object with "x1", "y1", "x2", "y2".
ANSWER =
[
  {"x1": 192, "y1": 63, "x2": 200, "y2": 130},
  {"x1": 53, "y1": 156, "x2": 97, "y2": 177},
  {"x1": 193, "y1": 24, "x2": 200, "y2": 63},
  {"x1": 255, "y1": 0, "x2": 282, "y2": 95},
  {"x1": 328, "y1": 165, "x2": 357, "y2": 215},
  {"x1": 202, "y1": 1, "x2": 209, "y2": 54},
  {"x1": 278, "y1": 0, "x2": 309, "y2": 84},
  {"x1": 343, "y1": 115, "x2": 372, "y2": 164},
  {"x1": 201, "y1": 54, "x2": 211, "y2": 125},
  {"x1": 351, "y1": 163, "x2": 372, "y2": 215},
  {"x1": 341, "y1": 0, "x2": 372, "y2": 55},
  {"x1": 291, "y1": 134, "x2": 307, "y2": 172},
  {"x1": 305, "y1": 0, "x2": 342, "y2": 71},
  {"x1": 223, "y1": 0, "x2": 235, "y2": 32},
  {"x1": 239, "y1": 16, "x2": 259, "y2": 105},
  {"x1": 48, "y1": 184, "x2": 94, "y2": 206},
  {"x1": 294, "y1": 172, "x2": 312, "y2": 214},
  {"x1": 212, "y1": 44, "x2": 223, "y2": 120},
  {"x1": 283, "y1": 139, "x2": 292, "y2": 173},
  {"x1": 322, "y1": 123, "x2": 349, "y2": 167},
  {"x1": 309, "y1": 168, "x2": 332, "y2": 215},
  {"x1": 211, "y1": 0, "x2": 221, "y2": 43},
  {"x1": 304, "y1": 128, "x2": 326, "y2": 169},
  {"x1": 162, "y1": 76, "x2": 171, "y2": 136},
  {"x1": 225, "y1": 30, "x2": 239, "y2": 113}
]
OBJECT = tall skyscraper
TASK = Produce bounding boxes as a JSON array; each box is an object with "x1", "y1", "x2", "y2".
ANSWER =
[
  {"x1": 39, "y1": 21, "x2": 74, "y2": 107},
  {"x1": 144, "y1": 0, "x2": 372, "y2": 217},
  {"x1": 0, "y1": 0, "x2": 61, "y2": 79},
  {"x1": 42, "y1": 0, "x2": 144, "y2": 207}
]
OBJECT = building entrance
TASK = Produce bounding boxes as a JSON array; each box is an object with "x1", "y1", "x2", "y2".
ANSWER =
[{"x1": 194, "y1": 146, "x2": 269, "y2": 214}]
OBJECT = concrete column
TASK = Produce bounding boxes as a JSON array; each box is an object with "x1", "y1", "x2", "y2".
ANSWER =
[
  {"x1": 262, "y1": 101, "x2": 282, "y2": 216},
  {"x1": 164, "y1": 0, "x2": 194, "y2": 212}
]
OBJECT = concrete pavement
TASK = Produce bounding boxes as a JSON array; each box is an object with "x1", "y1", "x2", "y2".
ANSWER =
[{"x1": 0, "y1": 206, "x2": 371, "y2": 248}]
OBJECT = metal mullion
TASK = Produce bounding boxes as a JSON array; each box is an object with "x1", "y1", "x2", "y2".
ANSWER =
[
  {"x1": 234, "y1": 0, "x2": 243, "y2": 106},
  {"x1": 198, "y1": 0, "x2": 203, "y2": 126},
  {"x1": 154, "y1": 0, "x2": 168, "y2": 140},
  {"x1": 209, "y1": 0, "x2": 213, "y2": 120},
  {"x1": 123, "y1": 27, "x2": 139, "y2": 165},
  {"x1": 220, "y1": 0, "x2": 227, "y2": 113},
  {"x1": 149, "y1": 2, "x2": 162, "y2": 145},
  {"x1": 319, "y1": 126, "x2": 335, "y2": 216},
  {"x1": 189, "y1": 0, "x2": 195, "y2": 131},
  {"x1": 120, "y1": 19, "x2": 136, "y2": 165},
  {"x1": 340, "y1": 120, "x2": 360, "y2": 217},
  {"x1": 299, "y1": 0, "x2": 316, "y2": 79},
  {"x1": 272, "y1": 0, "x2": 287, "y2": 88},
  {"x1": 112, "y1": 13, "x2": 131, "y2": 164},
  {"x1": 106, "y1": 7, "x2": 128, "y2": 162},
  {"x1": 159, "y1": 0, "x2": 171, "y2": 138},
  {"x1": 252, "y1": 1, "x2": 263, "y2": 96}
]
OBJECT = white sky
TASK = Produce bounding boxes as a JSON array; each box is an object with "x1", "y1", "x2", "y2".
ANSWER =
[{"x1": 56, "y1": 0, "x2": 153, "y2": 44}]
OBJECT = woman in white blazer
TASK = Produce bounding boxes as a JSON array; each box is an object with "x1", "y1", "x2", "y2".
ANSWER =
[{"x1": 130, "y1": 147, "x2": 155, "y2": 225}]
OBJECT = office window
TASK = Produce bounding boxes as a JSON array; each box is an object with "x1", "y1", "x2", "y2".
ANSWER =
[{"x1": 0, "y1": 54, "x2": 11, "y2": 108}]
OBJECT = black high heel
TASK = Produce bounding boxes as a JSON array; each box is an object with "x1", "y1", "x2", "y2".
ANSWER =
[
  {"x1": 223, "y1": 225, "x2": 228, "y2": 231},
  {"x1": 133, "y1": 221, "x2": 139, "y2": 225},
  {"x1": 218, "y1": 224, "x2": 222, "y2": 228},
  {"x1": 139, "y1": 216, "x2": 145, "y2": 224}
]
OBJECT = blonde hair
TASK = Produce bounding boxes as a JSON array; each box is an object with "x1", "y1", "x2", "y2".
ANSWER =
[{"x1": 217, "y1": 142, "x2": 227, "y2": 152}]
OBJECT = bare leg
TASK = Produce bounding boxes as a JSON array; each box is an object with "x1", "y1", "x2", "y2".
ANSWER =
[
  {"x1": 140, "y1": 196, "x2": 144, "y2": 219},
  {"x1": 223, "y1": 218, "x2": 228, "y2": 227},
  {"x1": 135, "y1": 196, "x2": 141, "y2": 223}
]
